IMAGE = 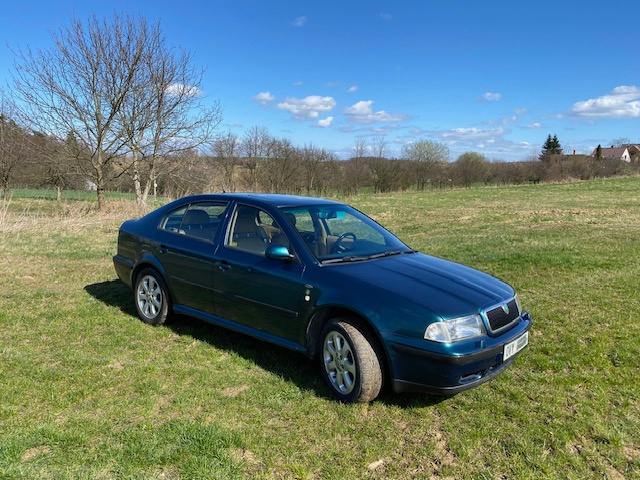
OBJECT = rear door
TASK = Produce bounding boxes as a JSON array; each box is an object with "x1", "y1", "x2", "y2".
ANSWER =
[{"x1": 154, "y1": 201, "x2": 228, "y2": 314}]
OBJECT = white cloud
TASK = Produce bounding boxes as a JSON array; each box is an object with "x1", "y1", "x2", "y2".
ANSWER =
[
  {"x1": 482, "y1": 92, "x2": 502, "y2": 102},
  {"x1": 343, "y1": 100, "x2": 410, "y2": 124},
  {"x1": 291, "y1": 16, "x2": 307, "y2": 27},
  {"x1": 277, "y1": 95, "x2": 336, "y2": 120},
  {"x1": 253, "y1": 91, "x2": 276, "y2": 106},
  {"x1": 166, "y1": 83, "x2": 200, "y2": 97},
  {"x1": 339, "y1": 123, "x2": 406, "y2": 135},
  {"x1": 380, "y1": 13, "x2": 392, "y2": 21},
  {"x1": 487, "y1": 115, "x2": 517, "y2": 126},
  {"x1": 437, "y1": 127, "x2": 508, "y2": 142},
  {"x1": 347, "y1": 85, "x2": 358, "y2": 93},
  {"x1": 316, "y1": 116, "x2": 334, "y2": 128},
  {"x1": 292, "y1": 81, "x2": 303, "y2": 86},
  {"x1": 571, "y1": 85, "x2": 640, "y2": 118}
]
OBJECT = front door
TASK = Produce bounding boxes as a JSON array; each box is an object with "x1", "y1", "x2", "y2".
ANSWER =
[{"x1": 213, "y1": 204, "x2": 305, "y2": 342}]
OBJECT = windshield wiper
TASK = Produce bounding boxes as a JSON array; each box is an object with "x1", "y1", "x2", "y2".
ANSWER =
[
  {"x1": 367, "y1": 249, "x2": 415, "y2": 260},
  {"x1": 321, "y1": 255, "x2": 369, "y2": 264},
  {"x1": 321, "y1": 249, "x2": 414, "y2": 264}
]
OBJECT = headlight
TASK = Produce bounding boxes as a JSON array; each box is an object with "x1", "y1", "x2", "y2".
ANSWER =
[
  {"x1": 424, "y1": 314, "x2": 486, "y2": 343},
  {"x1": 515, "y1": 295, "x2": 523, "y2": 315}
]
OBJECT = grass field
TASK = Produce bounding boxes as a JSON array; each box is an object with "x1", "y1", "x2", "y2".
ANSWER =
[{"x1": 1, "y1": 178, "x2": 639, "y2": 479}]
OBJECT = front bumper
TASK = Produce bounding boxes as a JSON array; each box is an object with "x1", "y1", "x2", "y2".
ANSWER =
[{"x1": 389, "y1": 312, "x2": 531, "y2": 395}]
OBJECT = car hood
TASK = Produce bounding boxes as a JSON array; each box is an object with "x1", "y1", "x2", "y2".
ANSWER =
[{"x1": 330, "y1": 252, "x2": 514, "y2": 318}]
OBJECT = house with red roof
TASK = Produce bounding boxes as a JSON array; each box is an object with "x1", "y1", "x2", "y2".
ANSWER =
[{"x1": 591, "y1": 144, "x2": 640, "y2": 163}]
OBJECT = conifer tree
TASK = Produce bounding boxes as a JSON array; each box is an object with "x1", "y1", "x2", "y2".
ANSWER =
[{"x1": 540, "y1": 134, "x2": 562, "y2": 160}]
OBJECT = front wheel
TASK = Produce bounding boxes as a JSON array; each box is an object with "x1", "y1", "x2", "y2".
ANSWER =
[
  {"x1": 320, "y1": 318, "x2": 383, "y2": 403},
  {"x1": 134, "y1": 268, "x2": 171, "y2": 325}
]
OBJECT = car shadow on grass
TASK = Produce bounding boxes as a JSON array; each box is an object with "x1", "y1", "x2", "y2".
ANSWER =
[
  {"x1": 85, "y1": 279, "x2": 447, "y2": 407},
  {"x1": 84, "y1": 280, "x2": 137, "y2": 317}
]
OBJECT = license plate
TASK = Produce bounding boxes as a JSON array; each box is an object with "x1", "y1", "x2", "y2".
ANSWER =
[{"x1": 503, "y1": 331, "x2": 529, "y2": 361}]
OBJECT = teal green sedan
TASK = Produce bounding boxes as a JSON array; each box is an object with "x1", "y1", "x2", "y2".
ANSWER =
[{"x1": 114, "y1": 193, "x2": 531, "y2": 402}]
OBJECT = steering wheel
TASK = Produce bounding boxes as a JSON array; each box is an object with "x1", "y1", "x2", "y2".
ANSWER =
[{"x1": 331, "y1": 232, "x2": 356, "y2": 254}]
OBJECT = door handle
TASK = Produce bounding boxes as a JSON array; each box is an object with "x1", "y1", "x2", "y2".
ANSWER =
[
  {"x1": 158, "y1": 245, "x2": 168, "y2": 254},
  {"x1": 218, "y1": 260, "x2": 231, "y2": 271}
]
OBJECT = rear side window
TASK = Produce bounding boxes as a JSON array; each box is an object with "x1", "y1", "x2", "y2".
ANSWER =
[
  {"x1": 161, "y1": 206, "x2": 188, "y2": 233},
  {"x1": 160, "y1": 202, "x2": 228, "y2": 242}
]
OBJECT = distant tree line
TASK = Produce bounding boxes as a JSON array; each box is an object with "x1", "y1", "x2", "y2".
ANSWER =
[{"x1": 2, "y1": 113, "x2": 638, "y2": 200}]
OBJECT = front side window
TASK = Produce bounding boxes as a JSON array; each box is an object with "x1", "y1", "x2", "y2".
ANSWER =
[
  {"x1": 280, "y1": 205, "x2": 411, "y2": 263},
  {"x1": 225, "y1": 205, "x2": 290, "y2": 256}
]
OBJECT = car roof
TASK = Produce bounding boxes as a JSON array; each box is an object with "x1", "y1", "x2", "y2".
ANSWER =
[{"x1": 179, "y1": 193, "x2": 343, "y2": 208}]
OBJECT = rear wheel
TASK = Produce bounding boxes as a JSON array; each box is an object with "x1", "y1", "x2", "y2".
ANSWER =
[
  {"x1": 320, "y1": 318, "x2": 383, "y2": 403},
  {"x1": 134, "y1": 268, "x2": 171, "y2": 325}
]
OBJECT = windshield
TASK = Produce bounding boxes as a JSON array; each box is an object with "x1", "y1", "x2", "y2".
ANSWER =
[{"x1": 280, "y1": 205, "x2": 412, "y2": 263}]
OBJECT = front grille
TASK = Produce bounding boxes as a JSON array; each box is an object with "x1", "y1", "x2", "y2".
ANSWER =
[{"x1": 485, "y1": 299, "x2": 520, "y2": 332}]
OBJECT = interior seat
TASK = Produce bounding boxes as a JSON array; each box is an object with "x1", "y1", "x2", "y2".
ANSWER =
[
  {"x1": 181, "y1": 209, "x2": 214, "y2": 240},
  {"x1": 233, "y1": 215, "x2": 269, "y2": 254}
]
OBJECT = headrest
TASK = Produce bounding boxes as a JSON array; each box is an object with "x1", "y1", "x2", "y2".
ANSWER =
[{"x1": 182, "y1": 209, "x2": 209, "y2": 226}]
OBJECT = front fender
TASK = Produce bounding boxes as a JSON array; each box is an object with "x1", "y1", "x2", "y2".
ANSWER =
[
  {"x1": 310, "y1": 278, "x2": 438, "y2": 337},
  {"x1": 302, "y1": 276, "x2": 439, "y2": 382}
]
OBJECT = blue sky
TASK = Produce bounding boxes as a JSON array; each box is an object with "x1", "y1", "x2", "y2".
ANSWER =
[{"x1": 1, "y1": 0, "x2": 639, "y2": 161}]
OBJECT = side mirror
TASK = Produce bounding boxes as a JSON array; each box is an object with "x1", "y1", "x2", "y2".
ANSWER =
[{"x1": 265, "y1": 244, "x2": 295, "y2": 261}]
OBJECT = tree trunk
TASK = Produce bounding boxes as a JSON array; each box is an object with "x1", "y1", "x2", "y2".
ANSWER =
[
  {"x1": 94, "y1": 150, "x2": 105, "y2": 210},
  {"x1": 1, "y1": 175, "x2": 9, "y2": 201},
  {"x1": 132, "y1": 156, "x2": 144, "y2": 207},
  {"x1": 97, "y1": 187, "x2": 105, "y2": 210}
]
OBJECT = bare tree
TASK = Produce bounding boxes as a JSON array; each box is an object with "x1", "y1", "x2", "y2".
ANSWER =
[
  {"x1": 370, "y1": 135, "x2": 398, "y2": 193},
  {"x1": 211, "y1": 132, "x2": 239, "y2": 192},
  {"x1": 27, "y1": 131, "x2": 76, "y2": 201},
  {"x1": 316, "y1": 152, "x2": 338, "y2": 196},
  {"x1": 241, "y1": 126, "x2": 273, "y2": 191},
  {"x1": 610, "y1": 137, "x2": 631, "y2": 148},
  {"x1": 300, "y1": 143, "x2": 327, "y2": 195},
  {"x1": 261, "y1": 138, "x2": 300, "y2": 193},
  {"x1": 352, "y1": 135, "x2": 368, "y2": 159},
  {"x1": 118, "y1": 28, "x2": 221, "y2": 206},
  {"x1": 13, "y1": 14, "x2": 163, "y2": 209},
  {"x1": 346, "y1": 135, "x2": 370, "y2": 194},
  {"x1": 0, "y1": 92, "x2": 27, "y2": 200},
  {"x1": 401, "y1": 140, "x2": 449, "y2": 189},
  {"x1": 371, "y1": 135, "x2": 388, "y2": 160}
]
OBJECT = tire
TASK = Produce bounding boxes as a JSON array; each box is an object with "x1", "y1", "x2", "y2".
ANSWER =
[
  {"x1": 133, "y1": 268, "x2": 171, "y2": 325},
  {"x1": 319, "y1": 317, "x2": 383, "y2": 403}
]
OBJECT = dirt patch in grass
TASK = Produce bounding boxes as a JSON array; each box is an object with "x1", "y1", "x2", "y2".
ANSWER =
[
  {"x1": 21, "y1": 446, "x2": 51, "y2": 462},
  {"x1": 222, "y1": 385, "x2": 251, "y2": 397}
]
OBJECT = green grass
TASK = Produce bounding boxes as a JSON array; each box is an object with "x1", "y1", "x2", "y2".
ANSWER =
[{"x1": 1, "y1": 179, "x2": 639, "y2": 478}]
